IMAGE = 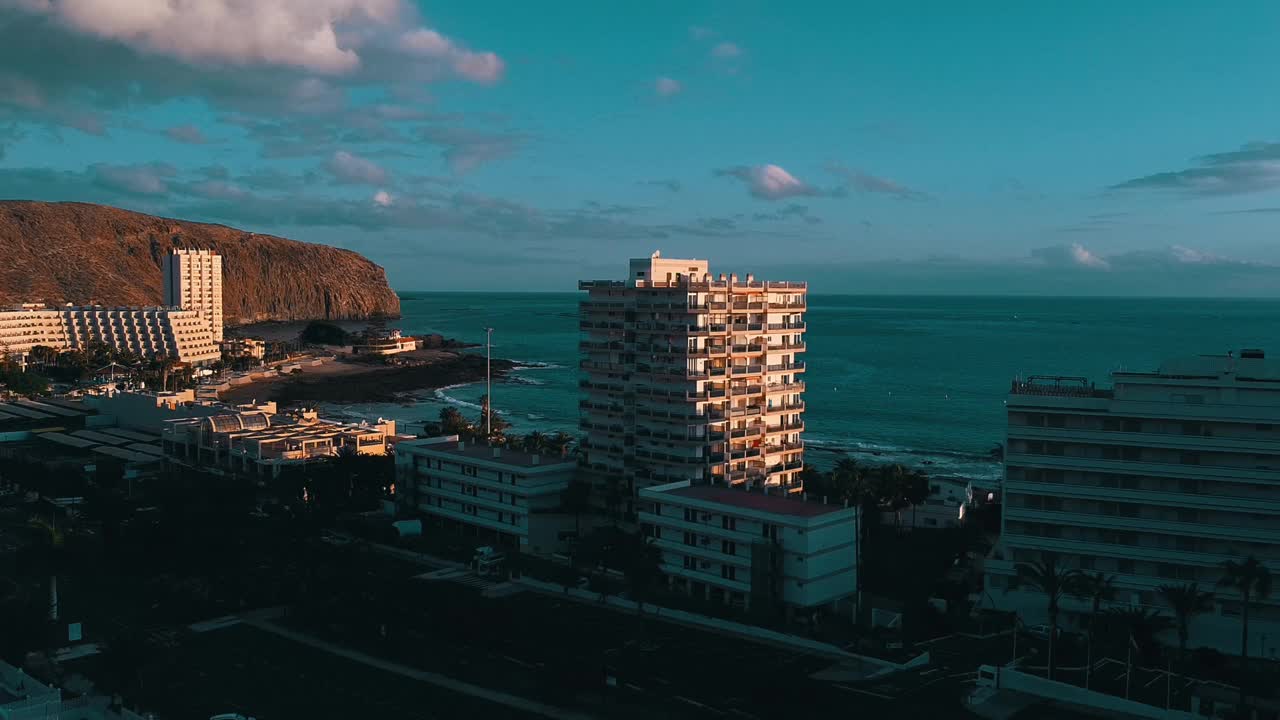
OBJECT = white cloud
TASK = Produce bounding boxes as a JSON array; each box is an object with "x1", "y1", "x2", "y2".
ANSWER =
[
  {"x1": 716, "y1": 164, "x2": 822, "y2": 201},
  {"x1": 1031, "y1": 242, "x2": 1110, "y2": 270},
  {"x1": 325, "y1": 150, "x2": 387, "y2": 185},
  {"x1": 398, "y1": 28, "x2": 504, "y2": 84},
  {"x1": 373, "y1": 189, "x2": 393, "y2": 206},
  {"x1": 711, "y1": 42, "x2": 741, "y2": 59},
  {"x1": 90, "y1": 162, "x2": 176, "y2": 196},
  {"x1": 654, "y1": 76, "x2": 682, "y2": 97},
  {"x1": 6, "y1": 0, "x2": 502, "y2": 82}
]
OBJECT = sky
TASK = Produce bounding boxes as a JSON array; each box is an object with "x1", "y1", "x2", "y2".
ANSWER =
[{"x1": 2, "y1": 1, "x2": 1280, "y2": 294}]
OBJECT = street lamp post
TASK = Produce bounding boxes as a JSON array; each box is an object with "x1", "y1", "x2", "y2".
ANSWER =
[{"x1": 484, "y1": 327, "x2": 494, "y2": 441}]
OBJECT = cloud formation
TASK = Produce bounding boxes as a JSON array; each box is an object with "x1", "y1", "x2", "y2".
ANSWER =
[
  {"x1": 711, "y1": 42, "x2": 742, "y2": 59},
  {"x1": 397, "y1": 28, "x2": 504, "y2": 84},
  {"x1": 91, "y1": 162, "x2": 176, "y2": 196},
  {"x1": 6, "y1": 0, "x2": 503, "y2": 82},
  {"x1": 372, "y1": 189, "x2": 394, "y2": 206},
  {"x1": 1110, "y1": 142, "x2": 1280, "y2": 196},
  {"x1": 826, "y1": 163, "x2": 926, "y2": 199},
  {"x1": 325, "y1": 150, "x2": 388, "y2": 185},
  {"x1": 417, "y1": 125, "x2": 530, "y2": 175},
  {"x1": 716, "y1": 164, "x2": 823, "y2": 201},
  {"x1": 165, "y1": 124, "x2": 209, "y2": 145},
  {"x1": 654, "y1": 76, "x2": 682, "y2": 97},
  {"x1": 0, "y1": 0, "x2": 504, "y2": 139},
  {"x1": 1031, "y1": 243, "x2": 1110, "y2": 270}
]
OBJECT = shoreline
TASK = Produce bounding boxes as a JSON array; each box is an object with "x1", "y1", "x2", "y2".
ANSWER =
[{"x1": 220, "y1": 351, "x2": 513, "y2": 406}]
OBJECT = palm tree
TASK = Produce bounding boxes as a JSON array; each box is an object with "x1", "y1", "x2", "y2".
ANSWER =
[
  {"x1": 438, "y1": 407, "x2": 470, "y2": 436},
  {"x1": 1217, "y1": 556, "x2": 1272, "y2": 664},
  {"x1": 522, "y1": 431, "x2": 548, "y2": 454},
  {"x1": 547, "y1": 431, "x2": 574, "y2": 457},
  {"x1": 1159, "y1": 583, "x2": 1214, "y2": 656},
  {"x1": 1015, "y1": 553, "x2": 1081, "y2": 680},
  {"x1": 1075, "y1": 572, "x2": 1116, "y2": 689},
  {"x1": 905, "y1": 469, "x2": 930, "y2": 530},
  {"x1": 830, "y1": 458, "x2": 870, "y2": 619}
]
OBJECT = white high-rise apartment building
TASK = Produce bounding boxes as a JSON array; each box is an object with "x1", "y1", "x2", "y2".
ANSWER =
[
  {"x1": 579, "y1": 253, "x2": 806, "y2": 516},
  {"x1": 163, "y1": 248, "x2": 223, "y2": 343},
  {"x1": 986, "y1": 350, "x2": 1280, "y2": 654}
]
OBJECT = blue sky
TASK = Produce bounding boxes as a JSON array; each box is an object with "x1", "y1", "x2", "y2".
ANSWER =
[{"x1": 3, "y1": 1, "x2": 1280, "y2": 294}]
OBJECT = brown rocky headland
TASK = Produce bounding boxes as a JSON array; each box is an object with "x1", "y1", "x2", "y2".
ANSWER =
[{"x1": 0, "y1": 200, "x2": 400, "y2": 324}]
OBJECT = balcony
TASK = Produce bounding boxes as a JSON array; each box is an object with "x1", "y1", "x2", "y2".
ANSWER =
[
  {"x1": 767, "y1": 342, "x2": 806, "y2": 352},
  {"x1": 729, "y1": 447, "x2": 762, "y2": 460},
  {"x1": 1006, "y1": 506, "x2": 1280, "y2": 545},
  {"x1": 730, "y1": 365, "x2": 763, "y2": 376},
  {"x1": 768, "y1": 301, "x2": 807, "y2": 310},
  {"x1": 1004, "y1": 451, "x2": 1280, "y2": 484},
  {"x1": 729, "y1": 344, "x2": 765, "y2": 354},
  {"x1": 766, "y1": 361, "x2": 805, "y2": 373},
  {"x1": 765, "y1": 382, "x2": 805, "y2": 394},
  {"x1": 730, "y1": 426, "x2": 763, "y2": 439},
  {"x1": 766, "y1": 322, "x2": 805, "y2": 331},
  {"x1": 580, "y1": 340, "x2": 624, "y2": 353}
]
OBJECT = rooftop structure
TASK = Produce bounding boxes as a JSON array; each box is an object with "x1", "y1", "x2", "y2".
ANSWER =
[
  {"x1": 987, "y1": 349, "x2": 1280, "y2": 654},
  {"x1": 396, "y1": 438, "x2": 581, "y2": 554},
  {"x1": 639, "y1": 480, "x2": 857, "y2": 611},
  {"x1": 578, "y1": 252, "x2": 807, "y2": 517},
  {"x1": 162, "y1": 406, "x2": 407, "y2": 477},
  {"x1": 163, "y1": 248, "x2": 223, "y2": 343}
]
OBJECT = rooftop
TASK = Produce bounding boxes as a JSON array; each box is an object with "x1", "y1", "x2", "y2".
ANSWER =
[
  {"x1": 661, "y1": 483, "x2": 850, "y2": 519},
  {"x1": 402, "y1": 439, "x2": 575, "y2": 469}
]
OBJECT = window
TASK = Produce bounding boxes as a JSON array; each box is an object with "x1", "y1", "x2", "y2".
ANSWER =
[
  {"x1": 1180, "y1": 452, "x2": 1201, "y2": 466},
  {"x1": 653, "y1": 503, "x2": 662, "y2": 516},
  {"x1": 722, "y1": 515, "x2": 736, "y2": 531},
  {"x1": 721, "y1": 565, "x2": 737, "y2": 581},
  {"x1": 1117, "y1": 559, "x2": 1135, "y2": 574},
  {"x1": 683, "y1": 555, "x2": 695, "y2": 569},
  {"x1": 1079, "y1": 556, "x2": 1095, "y2": 571},
  {"x1": 683, "y1": 532, "x2": 696, "y2": 547},
  {"x1": 684, "y1": 508, "x2": 697, "y2": 522},
  {"x1": 721, "y1": 540, "x2": 736, "y2": 556}
]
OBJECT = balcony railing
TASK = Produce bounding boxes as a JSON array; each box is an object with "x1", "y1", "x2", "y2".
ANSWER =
[{"x1": 1010, "y1": 376, "x2": 1112, "y2": 399}]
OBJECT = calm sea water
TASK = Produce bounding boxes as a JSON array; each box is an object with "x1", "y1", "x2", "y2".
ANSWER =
[{"x1": 330, "y1": 293, "x2": 1280, "y2": 482}]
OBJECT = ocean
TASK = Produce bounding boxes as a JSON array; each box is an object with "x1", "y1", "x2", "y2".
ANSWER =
[{"x1": 329, "y1": 293, "x2": 1280, "y2": 483}]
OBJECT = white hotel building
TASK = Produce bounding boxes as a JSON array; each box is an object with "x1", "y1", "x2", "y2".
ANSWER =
[
  {"x1": 639, "y1": 480, "x2": 857, "y2": 611},
  {"x1": 579, "y1": 253, "x2": 807, "y2": 516},
  {"x1": 986, "y1": 350, "x2": 1280, "y2": 654},
  {"x1": 163, "y1": 248, "x2": 224, "y2": 343},
  {"x1": 0, "y1": 249, "x2": 223, "y2": 365}
]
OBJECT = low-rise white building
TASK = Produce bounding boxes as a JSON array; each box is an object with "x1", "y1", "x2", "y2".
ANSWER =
[
  {"x1": 638, "y1": 480, "x2": 857, "y2": 611},
  {"x1": 395, "y1": 438, "x2": 580, "y2": 555},
  {"x1": 163, "y1": 407, "x2": 403, "y2": 476}
]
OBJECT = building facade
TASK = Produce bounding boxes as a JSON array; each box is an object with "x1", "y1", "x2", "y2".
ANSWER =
[
  {"x1": 579, "y1": 252, "x2": 806, "y2": 516},
  {"x1": 0, "y1": 304, "x2": 220, "y2": 364},
  {"x1": 638, "y1": 480, "x2": 857, "y2": 611},
  {"x1": 0, "y1": 304, "x2": 68, "y2": 361},
  {"x1": 986, "y1": 350, "x2": 1280, "y2": 655},
  {"x1": 163, "y1": 248, "x2": 224, "y2": 343},
  {"x1": 395, "y1": 438, "x2": 580, "y2": 555}
]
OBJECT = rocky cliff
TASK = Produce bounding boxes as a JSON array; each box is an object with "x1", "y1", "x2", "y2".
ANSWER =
[{"x1": 0, "y1": 201, "x2": 400, "y2": 325}]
